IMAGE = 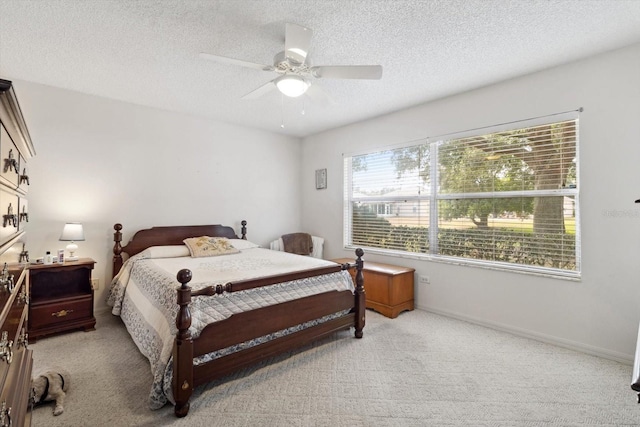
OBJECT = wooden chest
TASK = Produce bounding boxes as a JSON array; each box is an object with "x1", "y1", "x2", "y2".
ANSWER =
[{"x1": 332, "y1": 258, "x2": 415, "y2": 318}]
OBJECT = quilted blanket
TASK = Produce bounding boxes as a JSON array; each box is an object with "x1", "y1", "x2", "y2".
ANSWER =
[{"x1": 107, "y1": 243, "x2": 354, "y2": 409}]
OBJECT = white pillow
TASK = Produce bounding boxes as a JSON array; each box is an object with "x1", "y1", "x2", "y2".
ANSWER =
[
  {"x1": 140, "y1": 245, "x2": 191, "y2": 259},
  {"x1": 228, "y1": 239, "x2": 260, "y2": 250}
]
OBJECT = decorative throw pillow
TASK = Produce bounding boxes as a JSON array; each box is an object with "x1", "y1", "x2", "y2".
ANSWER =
[{"x1": 183, "y1": 236, "x2": 240, "y2": 257}]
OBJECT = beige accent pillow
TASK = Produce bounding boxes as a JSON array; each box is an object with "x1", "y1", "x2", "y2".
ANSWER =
[{"x1": 183, "y1": 236, "x2": 240, "y2": 258}]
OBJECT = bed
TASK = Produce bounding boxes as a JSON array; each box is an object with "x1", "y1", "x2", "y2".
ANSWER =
[{"x1": 107, "y1": 221, "x2": 365, "y2": 417}]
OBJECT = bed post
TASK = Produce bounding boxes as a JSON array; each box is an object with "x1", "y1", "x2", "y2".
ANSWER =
[
  {"x1": 112, "y1": 223, "x2": 123, "y2": 278},
  {"x1": 240, "y1": 220, "x2": 247, "y2": 240},
  {"x1": 173, "y1": 269, "x2": 194, "y2": 418},
  {"x1": 354, "y1": 248, "x2": 365, "y2": 338}
]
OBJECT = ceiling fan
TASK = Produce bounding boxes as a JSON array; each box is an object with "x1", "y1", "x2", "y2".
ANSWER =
[{"x1": 200, "y1": 23, "x2": 383, "y2": 99}]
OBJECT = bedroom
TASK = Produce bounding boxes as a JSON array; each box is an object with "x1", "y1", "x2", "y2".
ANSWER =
[{"x1": 1, "y1": 0, "x2": 640, "y2": 425}]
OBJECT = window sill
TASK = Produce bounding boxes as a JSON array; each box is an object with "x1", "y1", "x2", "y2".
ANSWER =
[{"x1": 344, "y1": 245, "x2": 581, "y2": 282}]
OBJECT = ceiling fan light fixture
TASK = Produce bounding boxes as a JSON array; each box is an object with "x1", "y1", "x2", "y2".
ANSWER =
[{"x1": 275, "y1": 75, "x2": 309, "y2": 97}]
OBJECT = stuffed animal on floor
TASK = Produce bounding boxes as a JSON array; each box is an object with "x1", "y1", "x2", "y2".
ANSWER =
[{"x1": 31, "y1": 367, "x2": 70, "y2": 416}]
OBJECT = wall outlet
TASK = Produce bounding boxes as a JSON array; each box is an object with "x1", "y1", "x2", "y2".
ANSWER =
[
  {"x1": 419, "y1": 275, "x2": 430, "y2": 284},
  {"x1": 91, "y1": 278, "x2": 99, "y2": 290}
]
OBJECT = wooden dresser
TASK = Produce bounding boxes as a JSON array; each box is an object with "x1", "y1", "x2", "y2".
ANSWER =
[
  {"x1": 0, "y1": 79, "x2": 36, "y2": 426},
  {"x1": 332, "y1": 258, "x2": 415, "y2": 318}
]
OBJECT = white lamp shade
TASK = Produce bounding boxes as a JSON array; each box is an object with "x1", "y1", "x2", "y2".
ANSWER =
[
  {"x1": 59, "y1": 223, "x2": 85, "y2": 241},
  {"x1": 275, "y1": 75, "x2": 309, "y2": 98}
]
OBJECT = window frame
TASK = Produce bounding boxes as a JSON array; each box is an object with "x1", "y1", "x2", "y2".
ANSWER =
[{"x1": 343, "y1": 113, "x2": 581, "y2": 280}]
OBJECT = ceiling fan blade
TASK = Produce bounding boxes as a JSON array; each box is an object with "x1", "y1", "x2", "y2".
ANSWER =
[
  {"x1": 241, "y1": 80, "x2": 277, "y2": 99},
  {"x1": 285, "y1": 23, "x2": 312, "y2": 64},
  {"x1": 305, "y1": 84, "x2": 336, "y2": 105},
  {"x1": 311, "y1": 65, "x2": 383, "y2": 80},
  {"x1": 200, "y1": 52, "x2": 274, "y2": 71}
]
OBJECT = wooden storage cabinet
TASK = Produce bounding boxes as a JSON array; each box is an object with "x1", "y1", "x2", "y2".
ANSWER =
[
  {"x1": 333, "y1": 258, "x2": 415, "y2": 318},
  {"x1": 28, "y1": 258, "x2": 96, "y2": 342},
  {"x1": 0, "y1": 79, "x2": 35, "y2": 425}
]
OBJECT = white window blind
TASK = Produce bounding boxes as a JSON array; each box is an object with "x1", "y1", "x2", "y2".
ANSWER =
[
  {"x1": 347, "y1": 144, "x2": 431, "y2": 252},
  {"x1": 344, "y1": 115, "x2": 580, "y2": 278}
]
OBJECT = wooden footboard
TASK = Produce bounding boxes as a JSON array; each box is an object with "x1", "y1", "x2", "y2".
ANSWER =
[{"x1": 172, "y1": 248, "x2": 365, "y2": 417}]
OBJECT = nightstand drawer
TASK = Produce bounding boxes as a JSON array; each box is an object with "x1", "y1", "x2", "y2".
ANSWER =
[{"x1": 29, "y1": 294, "x2": 93, "y2": 330}]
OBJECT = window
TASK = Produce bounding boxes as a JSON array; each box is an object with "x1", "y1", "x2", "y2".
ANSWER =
[{"x1": 344, "y1": 115, "x2": 580, "y2": 278}]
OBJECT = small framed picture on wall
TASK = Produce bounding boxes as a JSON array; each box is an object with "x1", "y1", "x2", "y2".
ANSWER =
[{"x1": 315, "y1": 168, "x2": 327, "y2": 190}]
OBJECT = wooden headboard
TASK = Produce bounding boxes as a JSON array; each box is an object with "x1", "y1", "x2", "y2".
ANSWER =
[{"x1": 112, "y1": 220, "x2": 247, "y2": 278}]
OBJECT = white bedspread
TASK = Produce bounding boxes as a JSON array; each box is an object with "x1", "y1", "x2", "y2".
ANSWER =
[{"x1": 107, "y1": 244, "x2": 354, "y2": 409}]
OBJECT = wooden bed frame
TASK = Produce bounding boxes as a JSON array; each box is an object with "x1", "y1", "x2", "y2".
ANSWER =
[{"x1": 111, "y1": 221, "x2": 365, "y2": 417}]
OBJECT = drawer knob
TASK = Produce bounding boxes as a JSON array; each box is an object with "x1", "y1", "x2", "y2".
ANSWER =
[
  {"x1": 0, "y1": 401, "x2": 11, "y2": 427},
  {"x1": 17, "y1": 328, "x2": 27, "y2": 349},
  {"x1": 0, "y1": 263, "x2": 13, "y2": 293},
  {"x1": 19, "y1": 205, "x2": 28, "y2": 223},
  {"x1": 1, "y1": 204, "x2": 17, "y2": 229},
  {"x1": 20, "y1": 168, "x2": 29, "y2": 186},
  {"x1": 52, "y1": 309, "x2": 74, "y2": 318},
  {"x1": 3, "y1": 149, "x2": 19, "y2": 174},
  {"x1": 0, "y1": 332, "x2": 13, "y2": 365},
  {"x1": 18, "y1": 288, "x2": 28, "y2": 305},
  {"x1": 19, "y1": 243, "x2": 29, "y2": 264}
]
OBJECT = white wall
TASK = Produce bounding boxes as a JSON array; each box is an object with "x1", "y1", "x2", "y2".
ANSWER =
[
  {"x1": 302, "y1": 43, "x2": 640, "y2": 362},
  {"x1": 14, "y1": 81, "x2": 302, "y2": 311}
]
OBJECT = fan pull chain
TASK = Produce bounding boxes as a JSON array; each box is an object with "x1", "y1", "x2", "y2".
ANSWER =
[
  {"x1": 301, "y1": 98, "x2": 305, "y2": 116},
  {"x1": 280, "y1": 93, "x2": 285, "y2": 128}
]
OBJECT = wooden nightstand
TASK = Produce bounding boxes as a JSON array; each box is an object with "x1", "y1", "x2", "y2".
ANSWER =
[
  {"x1": 28, "y1": 258, "x2": 96, "y2": 341},
  {"x1": 332, "y1": 258, "x2": 415, "y2": 318}
]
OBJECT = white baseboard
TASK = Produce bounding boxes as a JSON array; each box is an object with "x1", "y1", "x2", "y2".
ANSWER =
[{"x1": 417, "y1": 304, "x2": 634, "y2": 365}]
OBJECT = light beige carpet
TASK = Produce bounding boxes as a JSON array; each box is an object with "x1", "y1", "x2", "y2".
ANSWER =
[{"x1": 30, "y1": 309, "x2": 640, "y2": 426}]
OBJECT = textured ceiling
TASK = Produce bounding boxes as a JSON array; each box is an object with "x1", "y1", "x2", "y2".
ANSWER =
[{"x1": 1, "y1": 0, "x2": 640, "y2": 137}]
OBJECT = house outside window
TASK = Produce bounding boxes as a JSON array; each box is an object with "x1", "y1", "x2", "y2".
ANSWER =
[
  {"x1": 373, "y1": 203, "x2": 394, "y2": 216},
  {"x1": 344, "y1": 115, "x2": 580, "y2": 279}
]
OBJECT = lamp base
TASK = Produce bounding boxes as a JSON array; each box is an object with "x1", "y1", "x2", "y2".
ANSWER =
[{"x1": 66, "y1": 242, "x2": 79, "y2": 262}]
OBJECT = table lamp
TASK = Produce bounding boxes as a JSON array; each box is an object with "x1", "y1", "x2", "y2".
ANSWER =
[{"x1": 59, "y1": 223, "x2": 84, "y2": 261}]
